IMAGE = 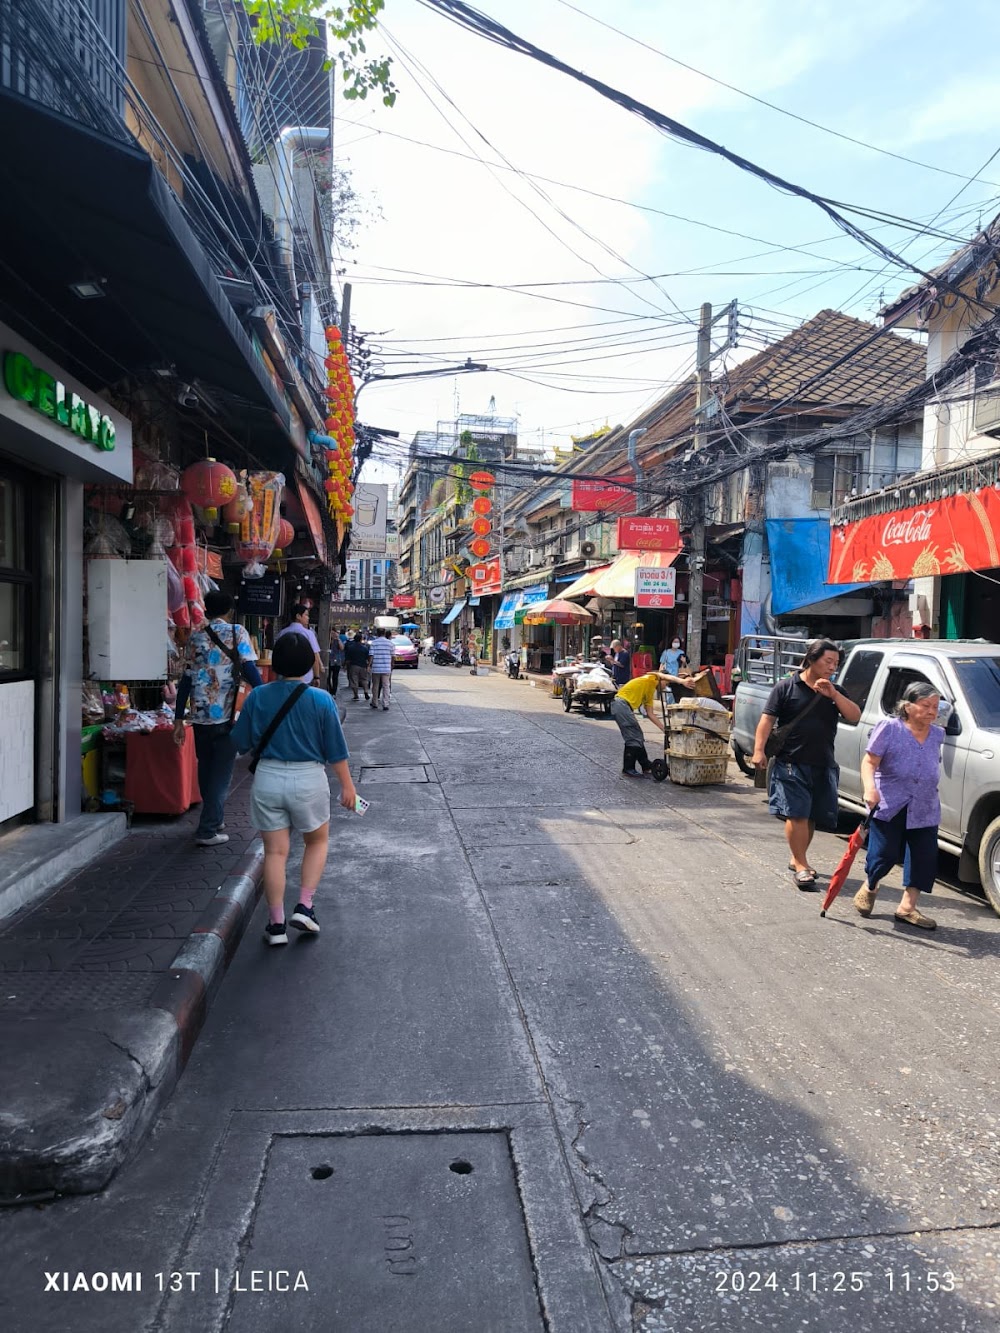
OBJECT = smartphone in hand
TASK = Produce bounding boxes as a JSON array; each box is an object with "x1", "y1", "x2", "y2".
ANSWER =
[{"x1": 353, "y1": 794, "x2": 370, "y2": 817}]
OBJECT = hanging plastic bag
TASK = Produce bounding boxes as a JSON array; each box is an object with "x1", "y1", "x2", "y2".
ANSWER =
[{"x1": 233, "y1": 471, "x2": 284, "y2": 577}]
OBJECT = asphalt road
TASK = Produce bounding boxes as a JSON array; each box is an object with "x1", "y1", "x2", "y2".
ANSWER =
[{"x1": 3, "y1": 663, "x2": 999, "y2": 1333}]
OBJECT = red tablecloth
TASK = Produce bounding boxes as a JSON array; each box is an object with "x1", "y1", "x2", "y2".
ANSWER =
[{"x1": 124, "y1": 727, "x2": 201, "y2": 815}]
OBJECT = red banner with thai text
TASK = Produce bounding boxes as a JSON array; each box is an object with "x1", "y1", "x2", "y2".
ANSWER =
[
  {"x1": 828, "y1": 487, "x2": 1000, "y2": 583},
  {"x1": 571, "y1": 477, "x2": 634, "y2": 513},
  {"x1": 468, "y1": 558, "x2": 502, "y2": 595}
]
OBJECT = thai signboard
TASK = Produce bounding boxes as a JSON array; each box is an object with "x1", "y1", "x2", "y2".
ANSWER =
[
  {"x1": 571, "y1": 477, "x2": 633, "y2": 513},
  {"x1": 634, "y1": 565, "x2": 676, "y2": 609},
  {"x1": 617, "y1": 516, "x2": 680, "y2": 552},
  {"x1": 468, "y1": 558, "x2": 502, "y2": 595},
  {"x1": 828, "y1": 488, "x2": 1000, "y2": 583}
]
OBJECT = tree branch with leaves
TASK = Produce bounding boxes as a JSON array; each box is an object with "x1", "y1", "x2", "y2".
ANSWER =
[{"x1": 242, "y1": 1, "x2": 398, "y2": 106}]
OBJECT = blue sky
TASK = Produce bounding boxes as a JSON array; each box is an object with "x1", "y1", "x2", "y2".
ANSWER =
[{"x1": 336, "y1": 0, "x2": 1000, "y2": 476}]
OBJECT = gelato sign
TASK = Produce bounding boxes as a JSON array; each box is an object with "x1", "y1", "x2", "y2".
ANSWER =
[{"x1": 3, "y1": 351, "x2": 116, "y2": 451}]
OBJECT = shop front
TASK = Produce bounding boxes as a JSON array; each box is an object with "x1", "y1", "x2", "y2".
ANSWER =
[
  {"x1": 494, "y1": 584, "x2": 552, "y2": 670},
  {"x1": 830, "y1": 459, "x2": 1000, "y2": 640},
  {"x1": 0, "y1": 324, "x2": 133, "y2": 833}
]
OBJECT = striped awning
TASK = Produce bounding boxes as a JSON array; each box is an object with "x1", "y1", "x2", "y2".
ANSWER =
[
  {"x1": 560, "y1": 565, "x2": 613, "y2": 600},
  {"x1": 589, "y1": 549, "x2": 680, "y2": 600}
]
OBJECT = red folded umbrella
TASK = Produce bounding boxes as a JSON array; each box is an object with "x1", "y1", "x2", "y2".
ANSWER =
[{"x1": 820, "y1": 811, "x2": 875, "y2": 917}]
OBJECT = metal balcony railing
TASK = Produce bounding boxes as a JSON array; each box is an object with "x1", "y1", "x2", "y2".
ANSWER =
[{"x1": 0, "y1": 0, "x2": 127, "y2": 135}]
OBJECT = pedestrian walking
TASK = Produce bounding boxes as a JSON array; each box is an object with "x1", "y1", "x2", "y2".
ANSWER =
[
  {"x1": 609, "y1": 639, "x2": 631, "y2": 688},
  {"x1": 328, "y1": 632, "x2": 345, "y2": 695},
  {"x1": 611, "y1": 671, "x2": 670, "y2": 777},
  {"x1": 274, "y1": 603, "x2": 323, "y2": 685},
  {"x1": 751, "y1": 638, "x2": 862, "y2": 890},
  {"x1": 852, "y1": 682, "x2": 946, "y2": 930},
  {"x1": 369, "y1": 628, "x2": 394, "y2": 710},
  {"x1": 173, "y1": 590, "x2": 262, "y2": 846},
  {"x1": 344, "y1": 631, "x2": 371, "y2": 700},
  {"x1": 231, "y1": 632, "x2": 355, "y2": 945}
]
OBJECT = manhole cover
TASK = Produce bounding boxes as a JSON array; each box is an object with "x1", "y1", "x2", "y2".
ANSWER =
[
  {"x1": 230, "y1": 1131, "x2": 544, "y2": 1331},
  {"x1": 359, "y1": 766, "x2": 429, "y2": 784}
]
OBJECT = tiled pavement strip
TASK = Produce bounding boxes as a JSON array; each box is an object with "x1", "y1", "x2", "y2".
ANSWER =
[{"x1": 0, "y1": 762, "x2": 259, "y2": 1016}]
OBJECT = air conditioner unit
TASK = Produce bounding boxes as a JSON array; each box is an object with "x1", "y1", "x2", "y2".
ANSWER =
[
  {"x1": 973, "y1": 382, "x2": 1000, "y2": 436},
  {"x1": 580, "y1": 540, "x2": 597, "y2": 557},
  {"x1": 506, "y1": 548, "x2": 526, "y2": 573}
]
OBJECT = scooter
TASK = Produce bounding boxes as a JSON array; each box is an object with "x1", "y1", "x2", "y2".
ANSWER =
[
  {"x1": 505, "y1": 648, "x2": 521, "y2": 679},
  {"x1": 433, "y1": 646, "x2": 460, "y2": 666}
]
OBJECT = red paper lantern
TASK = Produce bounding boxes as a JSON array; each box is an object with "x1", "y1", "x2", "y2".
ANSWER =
[
  {"x1": 182, "y1": 574, "x2": 200, "y2": 602},
  {"x1": 472, "y1": 518, "x2": 491, "y2": 536},
  {"x1": 180, "y1": 459, "x2": 238, "y2": 519},
  {"x1": 472, "y1": 496, "x2": 492, "y2": 516},
  {"x1": 324, "y1": 479, "x2": 337, "y2": 493},
  {"x1": 325, "y1": 325, "x2": 341, "y2": 341},
  {"x1": 274, "y1": 518, "x2": 295, "y2": 553},
  {"x1": 469, "y1": 538, "x2": 491, "y2": 558}
]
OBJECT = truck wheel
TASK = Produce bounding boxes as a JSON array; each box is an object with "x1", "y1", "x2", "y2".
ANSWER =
[
  {"x1": 733, "y1": 742, "x2": 756, "y2": 778},
  {"x1": 562, "y1": 687, "x2": 573, "y2": 712},
  {"x1": 977, "y1": 816, "x2": 1000, "y2": 918}
]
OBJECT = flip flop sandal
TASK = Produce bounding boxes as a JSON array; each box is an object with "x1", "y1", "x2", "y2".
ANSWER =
[
  {"x1": 794, "y1": 870, "x2": 818, "y2": 891},
  {"x1": 894, "y1": 908, "x2": 937, "y2": 930},
  {"x1": 788, "y1": 862, "x2": 818, "y2": 875}
]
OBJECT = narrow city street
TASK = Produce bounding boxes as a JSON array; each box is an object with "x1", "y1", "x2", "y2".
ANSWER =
[{"x1": 4, "y1": 663, "x2": 1000, "y2": 1333}]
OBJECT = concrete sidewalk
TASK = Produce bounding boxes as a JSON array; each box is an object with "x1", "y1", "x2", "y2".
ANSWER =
[{"x1": 0, "y1": 762, "x2": 264, "y2": 1198}]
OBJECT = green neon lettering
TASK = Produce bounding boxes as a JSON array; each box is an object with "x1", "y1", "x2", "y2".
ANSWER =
[
  {"x1": 97, "y1": 416, "x2": 115, "y2": 451},
  {"x1": 86, "y1": 404, "x2": 101, "y2": 441},
  {"x1": 70, "y1": 393, "x2": 88, "y2": 437},
  {"x1": 36, "y1": 370, "x2": 56, "y2": 418},
  {"x1": 4, "y1": 351, "x2": 35, "y2": 403},
  {"x1": 53, "y1": 379, "x2": 70, "y2": 426}
]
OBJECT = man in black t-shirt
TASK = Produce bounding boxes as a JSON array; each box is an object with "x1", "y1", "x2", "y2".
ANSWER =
[
  {"x1": 344, "y1": 633, "x2": 371, "y2": 701},
  {"x1": 751, "y1": 639, "x2": 861, "y2": 890}
]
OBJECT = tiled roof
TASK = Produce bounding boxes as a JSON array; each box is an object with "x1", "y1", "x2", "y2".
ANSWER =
[{"x1": 641, "y1": 308, "x2": 925, "y2": 453}]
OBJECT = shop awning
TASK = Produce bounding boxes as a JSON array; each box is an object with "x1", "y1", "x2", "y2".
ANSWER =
[
  {"x1": 441, "y1": 600, "x2": 467, "y2": 625},
  {"x1": 561, "y1": 565, "x2": 613, "y2": 600},
  {"x1": 828, "y1": 486, "x2": 1000, "y2": 584},
  {"x1": 766, "y1": 519, "x2": 867, "y2": 614},
  {"x1": 0, "y1": 91, "x2": 293, "y2": 449},
  {"x1": 590, "y1": 549, "x2": 679, "y2": 600},
  {"x1": 513, "y1": 585, "x2": 550, "y2": 624},
  {"x1": 494, "y1": 592, "x2": 521, "y2": 629}
]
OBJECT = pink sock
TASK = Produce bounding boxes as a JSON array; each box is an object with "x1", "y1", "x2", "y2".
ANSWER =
[
  {"x1": 269, "y1": 903, "x2": 285, "y2": 925},
  {"x1": 299, "y1": 886, "x2": 316, "y2": 909}
]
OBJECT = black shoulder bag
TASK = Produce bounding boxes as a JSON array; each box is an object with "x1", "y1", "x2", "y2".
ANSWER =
[
  {"x1": 763, "y1": 687, "x2": 825, "y2": 759},
  {"x1": 205, "y1": 623, "x2": 244, "y2": 729},
  {"x1": 248, "y1": 684, "x2": 308, "y2": 773}
]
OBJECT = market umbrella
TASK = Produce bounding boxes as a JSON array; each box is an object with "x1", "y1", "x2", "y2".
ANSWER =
[
  {"x1": 401, "y1": 622, "x2": 419, "y2": 630},
  {"x1": 523, "y1": 598, "x2": 594, "y2": 626},
  {"x1": 819, "y1": 811, "x2": 875, "y2": 917}
]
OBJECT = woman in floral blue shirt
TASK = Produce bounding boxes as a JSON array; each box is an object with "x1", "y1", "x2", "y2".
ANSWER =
[{"x1": 853, "y1": 681, "x2": 946, "y2": 930}]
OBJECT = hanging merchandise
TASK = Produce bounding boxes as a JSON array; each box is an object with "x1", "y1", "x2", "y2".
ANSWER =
[
  {"x1": 222, "y1": 476, "x2": 253, "y2": 534},
  {"x1": 234, "y1": 471, "x2": 285, "y2": 577},
  {"x1": 164, "y1": 495, "x2": 206, "y2": 628},
  {"x1": 321, "y1": 324, "x2": 357, "y2": 524},
  {"x1": 180, "y1": 458, "x2": 238, "y2": 522}
]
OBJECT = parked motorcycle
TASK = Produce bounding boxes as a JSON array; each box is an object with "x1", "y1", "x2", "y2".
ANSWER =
[
  {"x1": 505, "y1": 648, "x2": 521, "y2": 680},
  {"x1": 433, "y1": 646, "x2": 460, "y2": 666}
]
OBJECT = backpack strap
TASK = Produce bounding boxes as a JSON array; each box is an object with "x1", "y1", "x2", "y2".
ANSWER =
[{"x1": 249, "y1": 684, "x2": 308, "y2": 773}]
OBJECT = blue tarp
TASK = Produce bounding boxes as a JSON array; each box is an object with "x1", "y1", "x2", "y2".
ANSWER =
[
  {"x1": 441, "y1": 599, "x2": 467, "y2": 625},
  {"x1": 765, "y1": 518, "x2": 867, "y2": 615}
]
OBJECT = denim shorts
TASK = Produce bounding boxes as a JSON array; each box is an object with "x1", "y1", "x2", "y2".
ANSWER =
[
  {"x1": 250, "y1": 760, "x2": 331, "y2": 832},
  {"x1": 768, "y1": 761, "x2": 839, "y2": 832}
]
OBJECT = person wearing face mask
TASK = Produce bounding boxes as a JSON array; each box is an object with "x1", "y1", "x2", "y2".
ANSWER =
[{"x1": 659, "y1": 638, "x2": 688, "y2": 675}]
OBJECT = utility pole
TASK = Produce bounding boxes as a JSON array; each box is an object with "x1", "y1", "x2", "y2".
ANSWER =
[
  {"x1": 339, "y1": 281, "x2": 352, "y2": 351},
  {"x1": 686, "y1": 302, "x2": 712, "y2": 669}
]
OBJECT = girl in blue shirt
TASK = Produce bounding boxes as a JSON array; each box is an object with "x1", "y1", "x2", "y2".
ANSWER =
[{"x1": 232, "y1": 633, "x2": 355, "y2": 945}]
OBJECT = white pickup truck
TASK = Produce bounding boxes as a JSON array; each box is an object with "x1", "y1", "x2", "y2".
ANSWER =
[{"x1": 732, "y1": 635, "x2": 1000, "y2": 915}]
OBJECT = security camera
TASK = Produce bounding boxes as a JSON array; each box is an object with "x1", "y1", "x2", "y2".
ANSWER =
[{"x1": 177, "y1": 383, "x2": 199, "y2": 408}]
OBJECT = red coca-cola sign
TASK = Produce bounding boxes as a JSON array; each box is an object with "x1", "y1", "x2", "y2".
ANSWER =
[{"x1": 829, "y1": 487, "x2": 1000, "y2": 582}]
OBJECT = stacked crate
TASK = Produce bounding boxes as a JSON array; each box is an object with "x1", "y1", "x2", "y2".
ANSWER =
[{"x1": 666, "y1": 703, "x2": 731, "y2": 785}]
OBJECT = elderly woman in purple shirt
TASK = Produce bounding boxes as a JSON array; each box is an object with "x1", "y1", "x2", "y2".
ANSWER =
[{"x1": 853, "y1": 681, "x2": 945, "y2": 930}]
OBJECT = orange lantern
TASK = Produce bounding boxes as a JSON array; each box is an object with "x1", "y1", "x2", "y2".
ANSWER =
[
  {"x1": 472, "y1": 496, "x2": 492, "y2": 515},
  {"x1": 469, "y1": 538, "x2": 491, "y2": 558},
  {"x1": 274, "y1": 518, "x2": 295, "y2": 554},
  {"x1": 472, "y1": 518, "x2": 491, "y2": 536}
]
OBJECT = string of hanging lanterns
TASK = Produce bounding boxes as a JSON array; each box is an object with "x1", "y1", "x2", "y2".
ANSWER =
[{"x1": 322, "y1": 325, "x2": 356, "y2": 524}]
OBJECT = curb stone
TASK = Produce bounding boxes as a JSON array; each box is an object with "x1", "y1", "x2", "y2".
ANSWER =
[{"x1": 0, "y1": 840, "x2": 264, "y2": 1200}]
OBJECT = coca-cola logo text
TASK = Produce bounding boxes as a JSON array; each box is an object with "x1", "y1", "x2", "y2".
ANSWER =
[{"x1": 881, "y1": 509, "x2": 934, "y2": 546}]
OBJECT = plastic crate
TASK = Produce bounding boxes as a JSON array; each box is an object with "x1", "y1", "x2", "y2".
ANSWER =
[
  {"x1": 666, "y1": 704, "x2": 731, "y2": 738},
  {"x1": 667, "y1": 728, "x2": 729, "y2": 758},
  {"x1": 668, "y1": 754, "x2": 729, "y2": 786}
]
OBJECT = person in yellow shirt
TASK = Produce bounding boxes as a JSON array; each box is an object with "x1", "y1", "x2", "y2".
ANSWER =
[{"x1": 611, "y1": 672, "x2": 670, "y2": 778}]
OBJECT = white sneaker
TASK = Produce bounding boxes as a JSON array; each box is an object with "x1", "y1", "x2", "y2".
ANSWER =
[{"x1": 195, "y1": 832, "x2": 230, "y2": 846}]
